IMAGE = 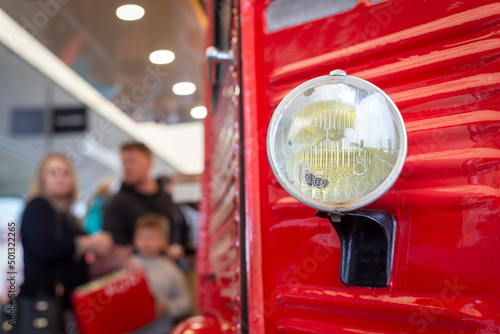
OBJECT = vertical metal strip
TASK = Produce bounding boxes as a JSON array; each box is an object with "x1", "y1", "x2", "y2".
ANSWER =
[{"x1": 237, "y1": 1, "x2": 249, "y2": 333}]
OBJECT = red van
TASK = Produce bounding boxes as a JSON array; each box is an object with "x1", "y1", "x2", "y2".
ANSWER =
[{"x1": 174, "y1": 0, "x2": 500, "y2": 333}]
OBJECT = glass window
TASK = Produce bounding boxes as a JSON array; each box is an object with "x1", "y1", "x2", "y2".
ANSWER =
[{"x1": 266, "y1": 0, "x2": 358, "y2": 32}]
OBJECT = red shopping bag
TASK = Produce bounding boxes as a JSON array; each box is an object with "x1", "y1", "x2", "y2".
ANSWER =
[{"x1": 72, "y1": 269, "x2": 155, "y2": 334}]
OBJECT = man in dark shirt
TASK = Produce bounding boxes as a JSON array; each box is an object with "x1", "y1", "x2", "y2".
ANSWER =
[{"x1": 102, "y1": 142, "x2": 188, "y2": 257}]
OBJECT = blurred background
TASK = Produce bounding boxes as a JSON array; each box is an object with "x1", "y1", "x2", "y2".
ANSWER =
[
  {"x1": 0, "y1": 0, "x2": 207, "y2": 218},
  {"x1": 0, "y1": 1, "x2": 207, "y2": 301}
]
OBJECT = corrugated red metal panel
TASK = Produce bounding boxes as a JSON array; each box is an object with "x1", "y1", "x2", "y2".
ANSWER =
[
  {"x1": 198, "y1": 68, "x2": 242, "y2": 325},
  {"x1": 182, "y1": 0, "x2": 500, "y2": 333},
  {"x1": 196, "y1": 0, "x2": 243, "y2": 328},
  {"x1": 240, "y1": 0, "x2": 500, "y2": 333}
]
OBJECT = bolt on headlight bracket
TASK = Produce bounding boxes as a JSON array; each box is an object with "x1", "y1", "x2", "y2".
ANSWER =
[{"x1": 316, "y1": 209, "x2": 396, "y2": 288}]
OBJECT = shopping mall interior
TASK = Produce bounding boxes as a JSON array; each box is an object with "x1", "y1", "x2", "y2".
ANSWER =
[
  {"x1": 0, "y1": 2, "x2": 207, "y2": 329},
  {"x1": 0, "y1": 0, "x2": 206, "y2": 220}
]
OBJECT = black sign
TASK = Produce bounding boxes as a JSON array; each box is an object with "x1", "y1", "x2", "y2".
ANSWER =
[{"x1": 53, "y1": 107, "x2": 87, "y2": 133}]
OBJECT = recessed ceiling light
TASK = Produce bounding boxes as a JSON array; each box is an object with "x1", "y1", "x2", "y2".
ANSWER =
[
  {"x1": 173, "y1": 82, "x2": 196, "y2": 96},
  {"x1": 190, "y1": 106, "x2": 207, "y2": 119},
  {"x1": 116, "y1": 4, "x2": 145, "y2": 21},
  {"x1": 149, "y1": 50, "x2": 175, "y2": 65}
]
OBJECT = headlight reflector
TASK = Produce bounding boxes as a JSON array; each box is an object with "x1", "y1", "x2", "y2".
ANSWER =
[{"x1": 267, "y1": 70, "x2": 407, "y2": 212}]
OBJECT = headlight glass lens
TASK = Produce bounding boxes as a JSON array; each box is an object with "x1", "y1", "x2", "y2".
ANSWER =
[{"x1": 267, "y1": 71, "x2": 407, "y2": 212}]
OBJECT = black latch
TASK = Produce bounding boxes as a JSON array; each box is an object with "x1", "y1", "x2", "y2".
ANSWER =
[{"x1": 316, "y1": 210, "x2": 396, "y2": 288}]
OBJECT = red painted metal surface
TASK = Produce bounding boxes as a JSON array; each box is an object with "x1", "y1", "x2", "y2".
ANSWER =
[
  {"x1": 171, "y1": 315, "x2": 223, "y2": 334},
  {"x1": 178, "y1": 0, "x2": 245, "y2": 332},
  {"x1": 177, "y1": 0, "x2": 500, "y2": 333}
]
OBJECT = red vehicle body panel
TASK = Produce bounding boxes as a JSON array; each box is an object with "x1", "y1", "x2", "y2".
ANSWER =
[{"x1": 175, "y1": 0, "x2": 500, "y2": 333}]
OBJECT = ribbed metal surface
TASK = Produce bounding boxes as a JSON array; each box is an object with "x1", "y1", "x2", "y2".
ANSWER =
[
  {"x1": 198, "y1": 65, "x2": 242, "y2": 329},
  {"x1": 259, "y1": 0, "x2": 500, "y2": 332}
]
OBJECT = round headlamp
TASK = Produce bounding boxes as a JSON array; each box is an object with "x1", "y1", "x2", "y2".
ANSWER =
[{"x1": 267, "y1": 70, "x2": 407, "y2": 212}]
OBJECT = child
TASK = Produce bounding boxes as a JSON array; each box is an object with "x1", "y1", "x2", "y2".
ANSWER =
[{"x1": 131, "y1": 213, "x2": 191, "y2": 334}]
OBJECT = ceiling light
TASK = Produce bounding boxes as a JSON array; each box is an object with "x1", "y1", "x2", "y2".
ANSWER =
[
  {"x1": 173, "y1": 82, "x2": 196, "y2": 96},
  {"x1": 149, "y1": 50, "x2": 175, "y2": 65},
  {"x1": 116, "y1": 4, "x2": 145, "y2": 21},
  {"x1": 190, "y1": 106, "x2": 207, "y2": 119}
]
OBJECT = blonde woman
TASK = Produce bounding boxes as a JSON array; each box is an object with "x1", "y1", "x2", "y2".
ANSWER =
[{"x1": 18, "y1": 152, "x2": 113, "y2": 333}]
